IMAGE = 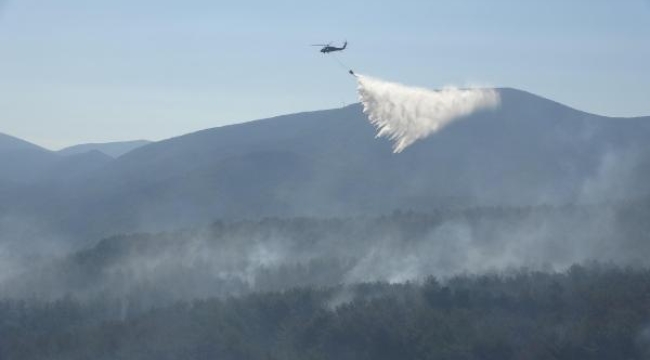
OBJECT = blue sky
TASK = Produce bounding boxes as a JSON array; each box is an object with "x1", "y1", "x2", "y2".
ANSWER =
[{"x1": 0, "y1": 0, "x2": 648, "y2": 149}]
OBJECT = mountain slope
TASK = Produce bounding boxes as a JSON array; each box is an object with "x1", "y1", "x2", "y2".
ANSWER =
[
  {"x1": 0, "y1": 133, "x2": 115, "y2": 184},
  {"x1": 0, "y1": 133, "x2": 59, "y2": 183},
  {"x1": 91, "y1": 88, "x2": 650, "y2": 219},
  {"x1": 0, "y1": 133, "x2": 45, "y2": 152},
  {"x1": 2, "y1": 88, "x2": 650, "y2": 246},
  {"x1": 43, "y1": 150, "x2": 114, "y2": 182},
  {"x1": 58, "y1": 140, "x2": 152, "y2": 158}
]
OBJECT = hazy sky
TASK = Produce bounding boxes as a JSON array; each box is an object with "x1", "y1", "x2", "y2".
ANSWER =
[{"x1": 0, "y1": 0, "x2": 648, "y2": 149}]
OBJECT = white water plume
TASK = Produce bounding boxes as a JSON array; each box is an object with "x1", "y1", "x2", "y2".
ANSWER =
[{"x1": 356, "y1": 75, "x2": 500, "y2": 152}]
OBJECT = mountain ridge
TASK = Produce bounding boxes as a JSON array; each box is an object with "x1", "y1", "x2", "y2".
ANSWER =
[
  {"x1": 1, "y1": 88, "x2": 650, "y2": 249},
  {"x1": 57, "y1": 140, "x2": 152, "y2": 158},
  {"x1": 0, "y1": 132, "x2": 49, "y2": 152}
]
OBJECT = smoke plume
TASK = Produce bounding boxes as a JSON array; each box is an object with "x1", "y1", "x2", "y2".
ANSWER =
[{"x1": 355, "y1": 74, "x2": 500, "y2": 152}]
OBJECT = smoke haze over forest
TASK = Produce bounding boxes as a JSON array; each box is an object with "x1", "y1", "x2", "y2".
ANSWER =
[{"x1": 1, "y1": 2, "x2": 650, "y2": 357}]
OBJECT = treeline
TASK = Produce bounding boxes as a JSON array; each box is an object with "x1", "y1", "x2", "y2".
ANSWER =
[
  {"x1": 7, "y1": 201, "x2": 650, "y2": 303},
  {"x1": 2, "y1": 264, "x2": 650, "y2": 360}
]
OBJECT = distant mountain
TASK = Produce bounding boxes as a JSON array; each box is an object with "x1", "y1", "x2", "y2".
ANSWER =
[
  {"x1": 0, "y1": 132, "x2": 59, "y2": 183},
  {"x1": 0, "y1": 133, "x2": 45, "y2": 152},
  {"x1": 1, "y1": 88, "x2": 650, "y2": 248},
  {"x1": 58, "y1": 140, "x2": 151, "y2": 158},
  {"x1": 43, "y1": 150, "x2": 114, "y2": 182},
  {"x1": 0, "y1": 132, "x2": 115, "y2": 184}
]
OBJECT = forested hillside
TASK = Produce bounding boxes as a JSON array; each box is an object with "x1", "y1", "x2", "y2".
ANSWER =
[
  {"x1": 4, "y1": 199, "x2": 650, "y2": 304},
  {"x1": 2, "y1": 265, "x2": 649, "y2": 360}
]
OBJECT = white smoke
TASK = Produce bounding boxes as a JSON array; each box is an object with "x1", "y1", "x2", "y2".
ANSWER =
[{"x1": 356, "y1": 74, "x2": 500, "y2": 152}]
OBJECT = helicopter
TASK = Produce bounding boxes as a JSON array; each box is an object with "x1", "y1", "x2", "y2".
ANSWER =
[{"x1": 311, "y1": 41, "x2": 347, "y2": 54}]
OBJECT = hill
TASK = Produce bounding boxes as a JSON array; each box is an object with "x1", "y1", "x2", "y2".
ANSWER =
[
  {"x1": 0, "y1": 133, "x2": 46, "y2": 152},
  {"x1": 6, "y1": 201, "x2": 650, "y2": 301},
  {"x1": 0, "y1": 133, "x2": 59, "y2": 183},
  {"x1": 1, "y1": 88, "x2": 650, "y2": 248},
  {"x1": 57, "y1": 140, "x2": 152, "y2": 158}
]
